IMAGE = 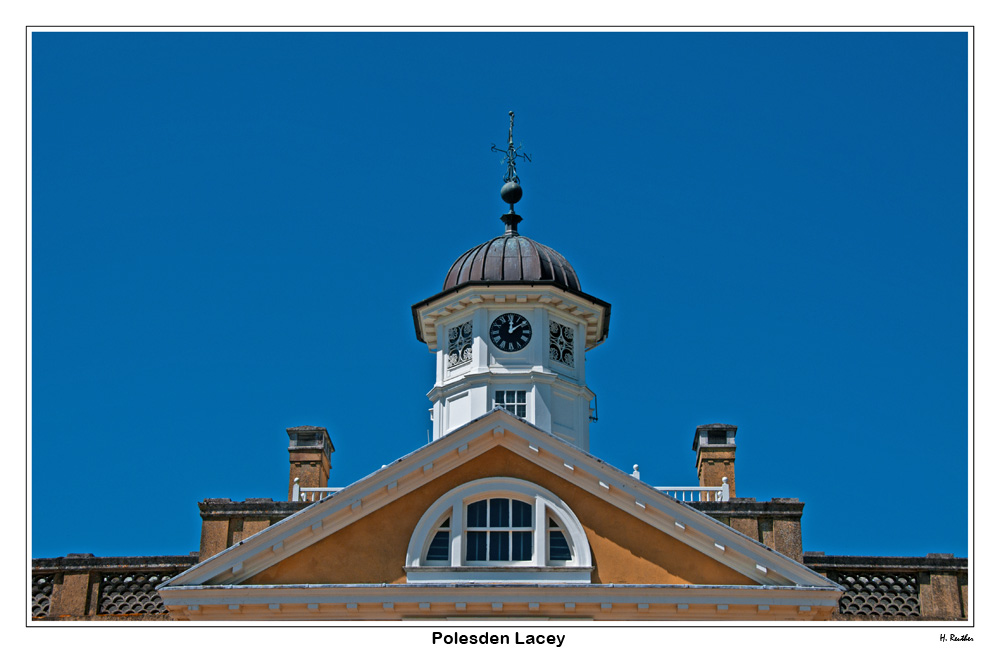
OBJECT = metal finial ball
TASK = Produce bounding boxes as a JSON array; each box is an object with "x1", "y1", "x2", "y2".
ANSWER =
[{"x1": 500, "y1": 181, "x2": 522, "y2": 205}]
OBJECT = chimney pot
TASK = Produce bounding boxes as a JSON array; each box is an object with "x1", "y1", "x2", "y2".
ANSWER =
[
  {"x1": 286, "y1": 426, "x2": 334, "y2": 500},
  {"x1": 693, "y1": 423, "x2": 737, "y2": 497}
]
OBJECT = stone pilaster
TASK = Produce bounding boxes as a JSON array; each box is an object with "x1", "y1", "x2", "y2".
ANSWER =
[{"x1": 48, "y1": 568, "x2": 94, "y2": 617}]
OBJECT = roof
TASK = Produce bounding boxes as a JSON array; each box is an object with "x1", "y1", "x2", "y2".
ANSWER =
[{"x1": 443, "y1": 226, "x2": 581, "y2": 292}]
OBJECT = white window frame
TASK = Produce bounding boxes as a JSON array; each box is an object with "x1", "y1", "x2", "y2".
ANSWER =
[
  {"x1": 404, "y1": 477, "x2": 593, "y2": 584},
  {"x1": 494, "y1": 389, "x2": 527, "y2": 418},
  {"x1": 463, "y1": 497, "x2": 535, "y2": 564}
]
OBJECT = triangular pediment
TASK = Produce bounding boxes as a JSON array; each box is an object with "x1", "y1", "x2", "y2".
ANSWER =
[
  {"x1": 247, "y1": 445, "x2": 753, "y2": 587},
  {"x1": 163, "y1": 410, "x2": 838, "y2": 594}
]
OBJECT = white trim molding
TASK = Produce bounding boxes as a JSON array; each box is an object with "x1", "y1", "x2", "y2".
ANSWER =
[{"x1": 161, "y1": 583, "x2": 842, "y2": 621}]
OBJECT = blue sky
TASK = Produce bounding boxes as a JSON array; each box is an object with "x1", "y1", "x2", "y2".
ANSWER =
[{"x1": 31, "y1": 31, "x2": 969, "y2": 559}]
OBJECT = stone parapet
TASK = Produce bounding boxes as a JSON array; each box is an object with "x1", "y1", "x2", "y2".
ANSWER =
[
  {"x1": 803, "y1": 553, "x2": 968, "y2": 573},
  {"x1": 31, "y1": 554, "x2": 197, "y2": 621},
  {"x1": 197, "y1": 498, "x2": 308, "y2": 560},
  {"x1": 803, "y1": 553, "x2": 968, "y2": 621},
  {"x1": 198, "y1": 498, "x2": 305, "y2": 518},
  {"x1": 33, "y1": 554, "x2": 198, "y2": 572},
  {"x1": 688, "y1": 498, "x2": 804, "y2": 517},
  {"x1": 688, "y1": 498, "x2": 804, "y2": 562}
]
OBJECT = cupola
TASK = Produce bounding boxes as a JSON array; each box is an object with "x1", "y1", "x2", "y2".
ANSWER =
[{"x1": 411, "y1": 112, "x2": 611, "y2": 450}]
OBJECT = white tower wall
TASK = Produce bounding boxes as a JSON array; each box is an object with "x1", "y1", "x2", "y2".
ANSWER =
[{"x1": 419, "y1": 286, "x2": 606, "y2": 451}]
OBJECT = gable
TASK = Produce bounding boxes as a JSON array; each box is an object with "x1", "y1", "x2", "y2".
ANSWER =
[
  {"x1": 165, "y1": 410, "x2": 838, "y2": 593},
  {"x1": 246, "y1": 446, "x2": 755, "y2": 587}
]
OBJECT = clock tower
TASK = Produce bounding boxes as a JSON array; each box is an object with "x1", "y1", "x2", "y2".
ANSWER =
[{"x1": 411, "y1": 113, "x2": 611, "y2": 451}]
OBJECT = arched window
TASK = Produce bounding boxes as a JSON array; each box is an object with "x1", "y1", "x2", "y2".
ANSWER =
[
  {"x1": 405, "y1": 478, "x2": 592, "y2": 583},
  {"x1": 465, "y1": 497, "x2": 534, "y2": 562}
]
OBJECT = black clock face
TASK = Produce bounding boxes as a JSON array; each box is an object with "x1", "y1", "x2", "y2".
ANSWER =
[{"x1": 489, "y1": 313, "x2": 532, "y2": 352}]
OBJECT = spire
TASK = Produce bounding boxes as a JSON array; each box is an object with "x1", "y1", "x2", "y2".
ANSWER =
[{"x1": 491, "y1": 110, "x2": 531, "y2": 233}]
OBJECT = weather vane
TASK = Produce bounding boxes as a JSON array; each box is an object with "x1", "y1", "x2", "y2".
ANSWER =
[
  {"x1": 491, "y1": 110, "x2": 531, "y2": 185},
  {"x1": 491, "y1": 111, "x2": 531, "y2": 216}
]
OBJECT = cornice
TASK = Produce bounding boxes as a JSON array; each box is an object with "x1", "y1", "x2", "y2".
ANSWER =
[
  {"x1": 160, "y1": 582, "x2": 842, "y2": 620},
  {"x1": 412, "y1": 284, "x2": 610, "y2": 351},
  {"x1": 426, "y1": 369, "x2": 594, "y2": 402},
  {"x1": 33, "y1": 555, "x2": 198, "y2": 573}
]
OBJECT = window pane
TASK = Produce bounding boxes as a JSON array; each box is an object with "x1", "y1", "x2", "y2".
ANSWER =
[
  {"x1": 516, "y1": 405, "x2": 526, "y2": 418},
  {"x1": 516, "y1": 391, "x2": 526, "y2": 402},
  {"x1": 467, "y1": 500, "x2": 487, "y2": 527},
  {"x1": 512, "y1": 531, "x2": 533, "y2": 561},
  {"x1": 440, "y1": 517, "x2": 450, "y2": 528},
  {"x1": 512, "y1": 500, "x2": 532, "y2": 527},
  {"x1": 549, "y1": 530, "x2": 572, "y2": 561},
  {"x1": 490, "y1": 498, "x2": 509, "y2": 527},
  {"x1": 467, "y1": 531, "x2": 487, "y2": 561},
  {"x1": 427, "y1": 531, "x2": 450, "y2": 561},
  {"x1": 506, "y1": 390, "x2": 516, "y2": 403},
  {"x1": 495, "y1": 391, "x2": 504, "y2": 403},
  {"x1": 489, "y1": 531, "x2": 509, "y2": 561}
]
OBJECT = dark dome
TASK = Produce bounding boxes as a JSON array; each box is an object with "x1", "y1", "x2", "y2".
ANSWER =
[{"x1": 443, "y1": 232, "x2": 581, "y2": 292}]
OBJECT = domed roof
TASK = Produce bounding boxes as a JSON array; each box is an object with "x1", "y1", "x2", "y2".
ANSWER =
[
  {"x1": 414, "y1": 211, "x2": 610, "y2": 348},
  {"x1": 443, "y1": 220, "x2": 581, "y2": 292}
]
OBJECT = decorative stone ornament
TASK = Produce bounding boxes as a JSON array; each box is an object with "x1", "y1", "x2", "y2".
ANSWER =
[
  {"x1": 549, "y1": 320, "x2": 574, "y2": 366},
  {"x1": 447, "y1": 320, "x2": 474, "y2": 368}
]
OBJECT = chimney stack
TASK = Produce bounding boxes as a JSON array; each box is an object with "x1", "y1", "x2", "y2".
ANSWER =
[
  {"x1": 693, "y1": 423, "x2": 737, "y2": 497},
  {"x1": 287, "y1": 426, "x2": 334, "y2": 501}
]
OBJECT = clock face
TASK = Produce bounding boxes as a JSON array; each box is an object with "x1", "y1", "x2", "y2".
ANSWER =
[{"x1": 489, "y1": 313, "x2": 532, "y2": 352}]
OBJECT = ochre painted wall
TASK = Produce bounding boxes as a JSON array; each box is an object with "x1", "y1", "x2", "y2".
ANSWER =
[{"x1": 247, "y1": 446, "x2": 755, "y2": 587}]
